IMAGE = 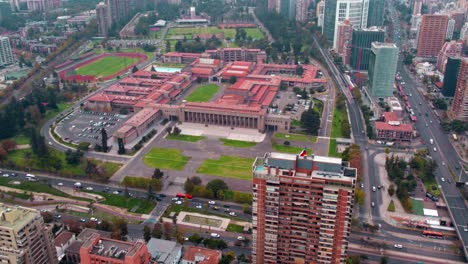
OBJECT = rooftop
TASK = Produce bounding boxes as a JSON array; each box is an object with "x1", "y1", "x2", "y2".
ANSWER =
[
  {"x1": 0, "y1": 204, "x2": 40, "y2": 231},
  {"x1": 82, "y1": 233, "x2": 145, "y2": 260},
  {"x1": 54, "y1": 231, "x2": 75, "y2": 247},
  {"x1": 147, "y1": 238, "x2": 182, "y2": 263},
  {"x1": 183, "y1": 246, "x2": 221, "y2": 264}
]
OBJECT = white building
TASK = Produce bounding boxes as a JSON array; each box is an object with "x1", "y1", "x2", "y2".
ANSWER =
[
  {"x1": 323, "y1": 0, "x2": 370, "y2": 50},
  {"x1": 446, "y1": 18, "x2": 455, "y2": 40},
  {"x1": 0, "y1": 36, "x2": 14, "y2": 66},
  {"x1": 316, "y1": 0, "x2": 325, "y2": 27},
  {"x1": 147, "y1": 238, "x2": 182, "y2": 264},
  {"x1": 460, "y1": 22, "x2": 468, "y2": 43}
]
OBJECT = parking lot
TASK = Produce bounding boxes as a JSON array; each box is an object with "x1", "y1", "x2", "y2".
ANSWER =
[
  {"x1": 270, "y1": 90, "x2": 309, "y2": 120},
  {"x1": 56, "y1": 110, "x2": 132, "y2": 146}
]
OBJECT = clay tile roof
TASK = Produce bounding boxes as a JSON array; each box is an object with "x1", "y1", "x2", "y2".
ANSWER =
[
  {"x1": 182, "y1": 246, "x2": 221, "y2": 264},
  {"x1": 54, "y1": 231, "x2": 74, "y2": 247}
]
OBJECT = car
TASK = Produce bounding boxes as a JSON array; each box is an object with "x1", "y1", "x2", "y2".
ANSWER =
[
  {"x1": 54, "y1": 214, "x2": 62, "y2": 219},
  {"x1": 90, "y1": 217, "x2": 98, "y2": 222},
  {"x1": 171, "y1": 197, "x2": 179, "y2": 201},
  {"x1": 371, "y1": 202, "x2": 375, "y2": 207},
  {"x1": 85, "y1": 187, "x2": 93, "y2": 191},
  {"x1": 79, "y1": 218, "x2": 86, "y2": 223},
  {"x1": 394, "y1": 244, "x2": 403, "y2": 249},
  {"x1": 57, "y1": 182, "x2": 64, "y2": 186},
  {"x1": 224, "y1": 208, "x2": 231, "y2": 212},
  {"x1": 159, "y1": 194, "x2": 166, "y2": 198},
  {"x1": 210, "y1": 233, "x2": 220, "y2": 238},
  {"x1": 48, "y1": 141, "x2": 53, "y2": 146},
  {"x1": 441, "y1": 177, "x2": 445, "y2": 182},
  {"x1": 237, "y1": 236, "x2": 245, "y2": 241},
  {"x1": 195, "y1": 204, "x2": 203, "y2": 209},
  {"x1": 442, "y1": 161, "x2": 445, "y2": 166},
  {"x1": 184, "y1": 237, "x2": 189, "y2": 241},
  {"x1": 213, "y1": 206, "x2": 220, "y2": 210},
  {"x1": 112, "y1": 191, "x2": 119, "y2": 194},
  {"x1": 360, "y1": 183, "x2": 364, "y2": 188},
  {"x1": 433, "y1": 147, "x2": 437, "y2": 152},
  {"x1": 229, "y1": 212, "x2": 237, "y2": 216},
  {"x1": 464, "y1": 226, "x2": 468, "y2": 232},
  {"x1": 208, "y1": 200, "x2": 216, "y2": 205},
  {"x1": 2, "y1": 173, "x2": 9, "y2": 177},
  {"x1": 175, "y1": 200, "x2": 183, "y2": 205},
  {"x1": 372, "y1": 186, "x2": 376, "y2": 192},
  {"x1": 419, "y1": 102, "x2": 422, "y2": 105}
]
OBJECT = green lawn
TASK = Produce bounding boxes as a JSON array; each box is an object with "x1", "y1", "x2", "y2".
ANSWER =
[
  {"x1": 331, "y1": 103, "x2": 349, "y2": 139},
  {"x1": 61, "y1": 209, "x2": 142, "y2": 224},
  {"x1": 410, "y1": 199, "x2": 424, "y2": 215},
  {"x1": 166, "y1": 134, "x2": 205, "y2": 142},
  {"x1": 291, "y1": 119, "x2": 302, "y2": 127},
  {"x1": 387, "y1": 200, "x2": 396, "y2": 212},
  {"x1": 274, "y1": 133, "x2": 317, "y2": 143},
  {"x1": 312, "y1": 98, "x2": 324, "y2": 115},
  {"x1": 167, "y1": 27, "x2": 264, "y2": 40},
  {"x1": 220, "y1": 139, "x2": 257, "y2": 148},
  {"x1": 76, "y1": 55, "x2": 140, "y2": 78},
  {"x1": 244, "y1": 28, "x2": 265, "y2": 39},
  {"x1": 226, "y1": 223, "x2": 244, "y2": 233},
  {"x1": 10, "y1": 133, "x2": 30, "y2": 145},
  {"x1": 143, "y1": 148, "x2": 190, "y2": 170},
  {"x1": 272, "y1": 142, "x2": 307, "y2": 154},
  {"x1": 87, "y1": 192, "x2": 155, "y2": 214},
  {"x1": 197, "y1": 155, "x2": 254, "y2": 179},
  {"x1": 44, "y1": 102, "x2": 72, "y2": 121},
  {"x1": 185, "y1": 84, "x2": 220, "y2": 102},
  {"x1": 328, "y1": 139, "x2": 341, "y2": 158}
]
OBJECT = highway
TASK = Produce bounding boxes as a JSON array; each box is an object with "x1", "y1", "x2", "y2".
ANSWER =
[{"x1": 388, "y1": 1, "x2": 468, "y2": 259}]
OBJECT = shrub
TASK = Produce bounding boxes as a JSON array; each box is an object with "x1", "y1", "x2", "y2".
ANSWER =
[{"x1": 77, "y1": 142, "x2": 90, "y2": 151}]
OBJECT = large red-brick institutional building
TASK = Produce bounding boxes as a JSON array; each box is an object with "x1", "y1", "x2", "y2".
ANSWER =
[{"x1": 85, "y1": 48, "x2": 326, "y2": 144}]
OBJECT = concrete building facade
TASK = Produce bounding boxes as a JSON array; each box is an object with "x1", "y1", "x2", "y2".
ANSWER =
[
  {"x1": 323, "y1": 0, "x2": 370, "y2": 49},
  {"x1": 0, "y1": 36, "x2": 14, "y2": 66},
  {"x1": 106, "y1": 0, "x2": 130, "y2": 24},
  {"x1": 336, "y1": 20, "x2": 353, "y2": 65},
  {"x1": 416, "y1": 15, "x2": 449, "y2": 58},
  {"x1": 413, "y1": 0, "x2": 422, "y2": 15},
  {"x1": 0, "y1": 204, "x2": 58, "y2": 264},
  {"x1": 375, "y1": 112, "x2": 413, "y2": 141},
  {"x1": 436, "y1": 40, "x2": 463, "y2": 72},
  {"x1": 368, "y1": 42, "x2": 399, "y2": 98},
  {"x1": 96, "y1": 2, "x2": 112, "y2": 37},
  {"x1": 252, "y1": 153, "x2": 356, "y2": 264},
  {"x1": 316, "y1": 0, "x2": 325, "y2": 27},
  {"x1": 451, "y1": 58, "x2": 468, "y2": 121},
  {"x1": 367, "y1": 0, "x2": 384, "y2": 27},
  {"x1": 26, "y1": 0, "x2": 61, "y2": 12},
  {"x1": 446, "y1": 18, "x2": 455, "y2": 40},
  {"x1": 349, "y1": 27, "x2": 385, "y2": 71},
  {"x1": 442, "y1": 57, "x2": 461, "y2": 97}
]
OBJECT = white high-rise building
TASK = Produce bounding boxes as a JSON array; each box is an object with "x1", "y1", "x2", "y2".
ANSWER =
[
  {"x1": 460, "y1": 22, "x2": 468, "y2": 43},
  {"x1": 0, "y1": 36, "x2": 14, "y2": 66},
  {"x1": 323, "y1": 0, "x2": 370, "y2": 50},
  {"x1": 316, "y1": 0, "x2": 325, "y2": 26},
  {"x1": 446, "y1": 18, "x2": 455, "y2": 40}
]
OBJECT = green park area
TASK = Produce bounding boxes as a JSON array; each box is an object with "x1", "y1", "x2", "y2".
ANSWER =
[
  {"x1": 166, "y1": 134, "x2": 206, "y2": 142},
  {"x1": 167, "y1": 27, "x2": 264, "y2": 40},
  {"x1": 220, "y1": 139, "x2": 256, "y2": 148},
  {"x1": 274, "y1": 133, "x2": 316, "y2": 143},
  {"x1": 185, "y1": 84, "x2": 220, "y2": 102},
  {"x1": 10, "y1": 134, "x2": 30, "y2": 145},
  {"x1": 328, "y1": 139, "x2": 341, "y2": 158},
  {"x1": 226, "y1": 223, "x2": 244, "y2": 233},
  {"x1": 410, "y1": 199, "x2": 424, "y2": 215},
  {"x1": 44, "y1": 102, "x2": 72, "y2": 122},
  {"x1": 197, "y1": 155, "x2": 255, "y2": 179},
  {"x1": 86, "y1": 191, "x2": 155, "y2": 214},
  {"x1": 143, "y1": 148, "x2": 190, "y2": 170},
  {"x1": 331, "y1": 95, "x2": 350, "y2": 139},
  {"x1": 60, "y1": 209, "x2": 141, "y2": 224},
  {"x1": 387, "y1": 200, "x2": 396, "y2": 212},
  {"x1": 75, "y1": 55, "x2": 140, "y2": 78}
]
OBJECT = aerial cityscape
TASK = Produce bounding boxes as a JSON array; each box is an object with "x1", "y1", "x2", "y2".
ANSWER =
[{"x1": 0, "y1": 0, "x2": 467, "y2": 263}]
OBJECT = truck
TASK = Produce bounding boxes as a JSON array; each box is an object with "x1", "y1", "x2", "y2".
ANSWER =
[{"x1": 430, "y1": 139, "x2": 434, "y2": 145}]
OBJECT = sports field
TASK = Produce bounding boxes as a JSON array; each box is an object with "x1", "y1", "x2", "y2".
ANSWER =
[
  {"x1": 185, "y1": 84, "x2": 220, "y2": 102},
  {"x1": 167, "y1": 27, "x2": 264, "y2": 40},
  {"x1": 75, "y1": 55, "x2": 140, "y2": 78}
]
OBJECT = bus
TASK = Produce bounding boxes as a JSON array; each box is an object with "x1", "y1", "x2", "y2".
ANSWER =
[
  {"x1": 422, "y1": 230, "x2": 443, "y2": 238},
  {"x1": 176, "y1": 193, "x2": 193, "y2": 199},
  {"x1": 25, "y1": 174, "x2": 37, "y2": 182}
]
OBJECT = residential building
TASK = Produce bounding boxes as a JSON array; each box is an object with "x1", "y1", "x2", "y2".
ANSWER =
[
  {"x1": 106, "y1": 0, "x2": 130, "y2": 24},
  {"x1": 0, "y1": 36, "x2": 14, "y2": 66},
  {"x1": 0, "y1": 204, "x2": 58, "y2": 264},
  {"x1": 80, "y1": 233, "x2": 151, "y2": 264},
  {"x1": 368, "y1": 42, "x2": 399, "y2": 98},
  {"x1": 336, "y1": 20, "x2": 353, "y2": 65},
  {"x1": 375, "y1": 112, "x2": 413, "y2": 141},
  {"x1": 295, "y1": 0, "x2": 309, "y2": 22},
  {"x1": 147, "y1": 238, "x2": 182, "y2": 264},
  {"x1": 323, "y1": 0, "x2": 370, "y2": 49},
  {"x1": 460, "y1": 22, "x2": 468, "y2": 43},
  {"x1": 459, "y1": 0, "x2": 466, "y2": 9},
  {"x1": 367, "y1": 0, "x2": 384, "y2": 27},
  {"x1": 9, "y1": 0, "x2": 20, "y2": 11},
  {"x1": 417, "y1": 15, "x2": 449, "y2": 58},
  {"x1": 413, "y1": 0, "x2": 422, "y2": 15},
  {"x1": 204, "y1": 48, "x2": 266, "y2": 63},
  {"x1": 316, "y1": 0, "x2": 325, "y2": 27},
  {"x1": 96, "y1": 2, "x2": 112, "y2": 37},
  {"x1": 181, "y1": 246, "x2": 221, "y2": 264},
  {"x1": 280, "y1": 0, "x2": 296, "y2": 20},
  {"x1": 446, "y1": 18, "x2": 455, "y2": 40},
  {"x1": 54, "y1": 231, "x2": 76, "y2": 262},
  {"x1": 63, "y1": 228, "x2": 112, "y2": 264},
  {"x1": 451, "y1": 58, "x2": 468, "y2": 121},
  {"x1": 349, "y1": 27, "x2": 385, "y2": 71},
  {"x1": 442, "y1": 57, "x2": 461, "y2": 97},
  {"x1": 26, "y1": 0, "x2": 61, "y2": 12},
  {"x1": 268, "y1": 0, "x2": 280, "y2": 11},
  {"x1": 252, "y1": 152, "x2": 357, "y2": 264},
  {"x1": 436, "y1": 40, "x2": 463, "y2": 72}
]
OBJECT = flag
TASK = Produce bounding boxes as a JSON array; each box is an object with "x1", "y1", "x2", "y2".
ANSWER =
[{"x1": 299, "y1": 148, "x2": 307, "y2": 157}]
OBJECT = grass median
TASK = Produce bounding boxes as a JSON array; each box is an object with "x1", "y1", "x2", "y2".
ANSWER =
[
  {"x1": 166, "y1": 134, "x2": 205, "y2": 142},
  {"x1": 274, "y1": 133, "x2": 317, "y2": 143},
  {"x1": 220, "y1": 139, "x2": 256, "y2": 148}
]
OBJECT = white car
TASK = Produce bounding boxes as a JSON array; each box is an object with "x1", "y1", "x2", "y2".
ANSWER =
[
  {"x1": 90, "y1": 217, "x2": 98, "y2": 222},
  {"x1": 394, "y1": 244, "x2": 403, "y2": 249},
  {"x1": 210, "y1": 233, "x2": 220, "y2": 238},
  {"x1": 171, "y1": 197, "x2": 179, "y2": 201},
  {"x1": 2, "y1": 173, "x2": 9, "y2": 177},
  {"x1": 208, "y1": 201, "x2": 216, "y2": 205},
  {"x1": 442, "y1": 161, "x2": 445, "y2": 166},
  {"x1": 195, "y1": 204, "x2": 203, "y2": 209},
  {"x1": 229, "y1": 212, "x2": 237, "y2": 216},
  {"x1": 441, "y1": 177, "x2": 445, "y2": 182},
  {"x1": 57, "y1": 182, "x2": 64, "y2": 186},
  {"x1": 464, "y1": 226, "x2": 468, "y2": 232},
  {"x1": 112, "y1": 191, "x2": 119, "y2": 194},
  {"x1": 371, "y1": 202, "x2": 375, "y2": 207},
  {"x1": 175, "y1": 200, "x2": 183, "y2": 205},
  {"x1": 85, "y1": 187, "x2": 93, "y2": 191},
  {"x1": 237, "y1": 236, "x2": 245, "y2": 241}
]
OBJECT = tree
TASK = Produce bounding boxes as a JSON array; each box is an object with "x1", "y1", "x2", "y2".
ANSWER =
[
  {"x1": 132, "y1": 65, "x2": 139, "y2": 73},
  {"x1": 143, "y1": 225, "x2": 151, "y2": 242},
  {"x1": 283, "y1": 140, "x2": 290, "y2": 146},
  {"x1": 165, "y1": 40, "x2": 171, "y2": 52},
  {"x1": 300, "y1": 109, "x2": 321, "y2": 135},
  {"x1": 191, "y1": 176, "x2": 202, "y2": 185},
  {"x1": 65, "y1": 149, "x2": 83, "y2": 165},
  {"x1": 112, "y1": 218, "x2": 128, "y2": 240},
  {"x1": 42, "y1": 211, "x2": 54, "y2": 223},
  {"x1": 147, "y1": 184, "x2": 153, "y2": 200},
  {"x1": 152, "y1": 168, "x2": 164, "y2": 179},
  {"x1": 388, "y1": 184, "x2": 395, "y2": 196},
  {"x1": 1, "y1": 140, "x2": 17, "y2": 152},
  {"x1": 206, "y1": 179, "x2": 228, "y2": 198},
  {"x1": 117, "y1": 138, "x2": 125, "y2": 154},
  {"x1": 101, "y1": 128, "x2": 108, "y2": 152},
  {"x1": 279, "y1": 82, "x2": 288, "y2": 91},
  {"x1": 433, "y1": 99, "x2": 447, "y2": 110},
  {"x1": 296, "y1": 65, "x2": 304, "y2": 76},
  {"x1": 184, "y1": 178, "x2": 194, "y2": 193},
  {"x1": 173, "y1": 126, "x2": 181, "y2": 135},
  {"x1": 380, "y1": 256, "x2": 388, "y2": 264},
  {"x1": 189, "y1": 233, "x2": 203, "y2": 245},
  {"x1": 152, "y1": 223, "x2": 162, "y2": 238}
]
